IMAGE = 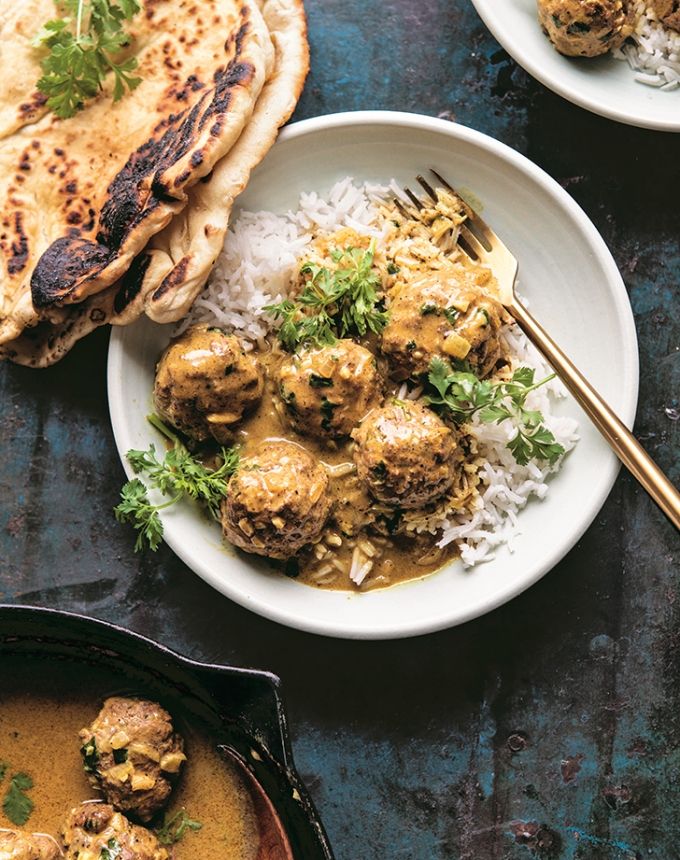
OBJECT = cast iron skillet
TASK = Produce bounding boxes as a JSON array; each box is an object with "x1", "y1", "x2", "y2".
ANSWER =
[{"x1": 0, "y1": 604, "x2": 333, "y2": 860}]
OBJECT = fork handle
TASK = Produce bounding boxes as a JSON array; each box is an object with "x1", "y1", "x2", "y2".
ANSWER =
[{"x1": 508, "y1": 298, "x2": 680, "y2": 530}]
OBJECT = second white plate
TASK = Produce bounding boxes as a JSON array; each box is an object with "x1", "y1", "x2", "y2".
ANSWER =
[{"x1": 471, "y1": 0, "x2": 680, "y2": 132}]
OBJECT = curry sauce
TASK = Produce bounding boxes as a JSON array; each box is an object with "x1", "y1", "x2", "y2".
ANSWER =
[
  {"x1": 0, "y1": 657, "x2": 259, "y2": 859},
  {"x1": 229, "y1": 345, "x2": 460, "y2": 591}
]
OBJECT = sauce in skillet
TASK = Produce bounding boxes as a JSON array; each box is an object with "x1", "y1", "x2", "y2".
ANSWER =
[{"x1": 0, "y1": 657, "x2": 259, "y2": 859}]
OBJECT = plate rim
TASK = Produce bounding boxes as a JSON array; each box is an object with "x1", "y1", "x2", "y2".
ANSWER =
[
  {"x1": 107, "y1": 110, "x2": 640, "y2": 639},
  {"x1": 470, "y1": 0, "x2": 680, "y2": 133}
]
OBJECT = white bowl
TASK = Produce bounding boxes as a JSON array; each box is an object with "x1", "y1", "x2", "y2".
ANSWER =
[
  {"x1": 471, "y1": 0, "x2": 680, "y2": 132},
  {"x1": 108, "y1": 111, "x2": 638, "y2": 639}
]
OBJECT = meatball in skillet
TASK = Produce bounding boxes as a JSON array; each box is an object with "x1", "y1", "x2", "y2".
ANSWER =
[
  {"x1": 277, "y1": 340, "x2": 383, "y2": 439},
  {"x1": 352, "y1": 400, "x2": 463, "y2": 510},
  {"x1": 537, "y1": 0, "x2": 631, "y2": 56},
  {"x1": 381, "y1": 277, "x2": 506, "y2": 380},
  {"x1": 221, "y1": 440, "x2": 333, "y2": 559},
  {"x1": 154, "y1": 325, "x2": 263, "y2": 443},
  {"x1": 61, "y1": 803, "x2": 168, "y2": 860},
  {"x1": 0, "y1": 830, "x2": 60, "y2": 860},
  {"x1": 79, "y1": 698, "x2": 185, "y2": 823}
]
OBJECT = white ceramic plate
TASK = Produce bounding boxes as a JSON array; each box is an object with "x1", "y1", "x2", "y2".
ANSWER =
[
  {"x1": 471, "y1": 0, "x2": 680, "y2": 132},
  {"x1": 108, "y1": 111, "x2": 639, "y2": 639}
]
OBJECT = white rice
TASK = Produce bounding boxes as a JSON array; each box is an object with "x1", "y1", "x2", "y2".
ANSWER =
[
  {"x1": 614, "y1": 2, "x2": 680, "y2": 89},
  {"x1": 181, "y1": 178, "x2": 579, "y2": 571}
]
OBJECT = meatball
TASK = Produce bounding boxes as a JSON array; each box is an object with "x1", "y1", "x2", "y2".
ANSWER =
[
  {"x1": 62, "y1": 803, "x2": 168, "y2": 860},
  {"x1": 0, "y1": 830, "x2": 60, "y2": 860},
  {"x1": 154, "y1": 325, "x2": 263, "y2": 443},
  {"x1": 653, "y1": 0, "x2": 680, "y2": 32},
  {"x1": 79, "y1": 697, "x2": 186, "y2": 823},
  {"x1": 221, "y1": 440, "x2": 332, "y2": 558},
  {"x1": 352, "y1": 401, "x2": 463, "y2": 509},
  {"x1": 381, "y1": 278, "x2": 506, "y2": 380},
  {"x1": 537, "y1": 0, "x2": 631, "y2": 57},
  {"x1": 277, "y1": 340, "x2": 383, "y2": 439}
]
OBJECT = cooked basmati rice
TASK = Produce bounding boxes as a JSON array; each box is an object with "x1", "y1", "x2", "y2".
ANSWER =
[
  {"x1": 614, "y1": 1, "x2": 680, "y2": 89},
  {"x1": 181, "y1": 178, "x2": 579, "y2": 570}
]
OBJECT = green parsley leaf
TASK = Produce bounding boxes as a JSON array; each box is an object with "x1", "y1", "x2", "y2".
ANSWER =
[
  {"x1": 34, "y1": 0, "x2": 142, "y2": 118},
  {"x1": 100, "y1": 837, "x2": 122, "y2": 860},
  {"x1": 115, "y1": 414, "x2": 239, "y2": 552},
  {"x1": 425, "y1": 358, "x2": 565, "y2": 466},
  {"x1": 80, "y1": 737, "x2": 100, "y2": 775},
  {"x1": 264, "y1": 243, "x2": 388, "y2": 351},
  {"x1": 156, "y1": 809, "x2": 203, "y2": 846},
  {"x1": 3, "y1": 773, "x2": 34, "y2": 826}
]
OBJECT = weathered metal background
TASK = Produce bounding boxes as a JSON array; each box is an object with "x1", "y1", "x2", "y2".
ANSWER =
[{"x1": 1, "y1": 2, "x2": 678, "y2": 857}]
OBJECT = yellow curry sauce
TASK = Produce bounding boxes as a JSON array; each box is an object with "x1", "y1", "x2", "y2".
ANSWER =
[
  {"x1": 153, "y1": 195, "x2": 503, "y2": 593},
  {"x1": 0, "y1": 658, "x2": 259, "y2": 859},
  {"x1": 230, "y1": 344, "x2": 460, "y2": 592}
]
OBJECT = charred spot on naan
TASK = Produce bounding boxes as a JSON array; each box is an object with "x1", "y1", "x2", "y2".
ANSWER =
[
  {"x1": 114, "y1": 253, "x2": 153, "y2": 316},
  {"x1": 1, "y1": 212, "x2": 29, "y2": 276},
  {"x1": 31, "y1": 238, "x2": 112, "y2": 308},
  {"x1": 151, "y1": 256, "x2": 191, "y2": 302},
  {"x1": 29, "y1": 10, "x2": 258, "y2": 311}
]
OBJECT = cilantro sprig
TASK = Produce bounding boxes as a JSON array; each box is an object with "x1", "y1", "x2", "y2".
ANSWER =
[
  {"x1": 264, "y1": 243, "x2": 389, "y2": 351},
  {"x1": 34, "y1": 0, "x2": 142, "y2": 119},
  {"x1": 426, "y1": 357, "x2": 565, "y2": 466},
  {"x1": 100, "y1": 838, "x2": 122, "y2": 860},
  {"x1": 156, "y1": 808, "x2": 203, "y2": 846},
  {"x1": 2, "y1": 772, "x2": 34, "y2": 826},
  {"x1": 114, "y1": 414, "x2": 239, "y2": 552}
]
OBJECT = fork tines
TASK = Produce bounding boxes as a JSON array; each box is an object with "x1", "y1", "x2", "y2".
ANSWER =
[{"x1": 393, "y1": 169, "x2": 496, "y2": 262}]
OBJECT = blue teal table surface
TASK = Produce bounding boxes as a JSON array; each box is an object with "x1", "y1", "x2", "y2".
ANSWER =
[{"x1": 1, "y1": 2, "x2": 679, "y2": 858}]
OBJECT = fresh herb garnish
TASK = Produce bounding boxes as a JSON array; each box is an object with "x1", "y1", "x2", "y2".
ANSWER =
[
  {"x1": 80, "y1": 737, "x2": 99, "y2": 774},
  {"x1": 156, "y1": 809, "x2": 203, "y2": 846},
  {"x1": 34, "y1": 0, "x2": 142, "y2": 119},
  {"x1": 309, "y1": 373, "x2": 333, "y2": 388},
  {"x1": 100, "y1": 837, "x2": 122, "y2": 860},
  {"x1": 112, "y1": 748, "x2": 128, "y2": 764},
  {"x1": 114, "y1": 414, "x2": 239, "y2": 552},
  {"x1": 320, "y1": 397, "x2": 339, "y2": 432},
  {"x1": 2, "y1": 772, "x2": 34, "y2": 826},
  {"x1": 264, "y1": 243, "x2": 388, "y2": 351},
  {"x1": 425, "y1": 358, "x2": 565, "y2": 466}
]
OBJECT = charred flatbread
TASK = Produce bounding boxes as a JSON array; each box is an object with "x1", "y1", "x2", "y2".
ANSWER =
[
  {"x1": 1, "y1": 0, "x2": 309, "y2": 366},
  {"x1": 0, "y1": 0, "x2": 274, "y2": 348}
]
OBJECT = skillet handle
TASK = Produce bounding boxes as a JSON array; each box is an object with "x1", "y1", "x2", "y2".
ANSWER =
[
  {"x1": 509, "y1": 298, "x2": 680, "y2": 529},
  {"x1": 191, "y1": 664, "x2": 291, "y2": 767}
]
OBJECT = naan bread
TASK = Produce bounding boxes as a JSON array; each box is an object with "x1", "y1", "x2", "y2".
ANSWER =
[
  {"x1": 0, "y1": 0, "x2": 274, "y2": 347},
  {"x1": 133, "y1": 0, "x2": 310, "y2": 324},
  {"x1": 1, "y1": 0, "x2": 309, "y2": 366}
]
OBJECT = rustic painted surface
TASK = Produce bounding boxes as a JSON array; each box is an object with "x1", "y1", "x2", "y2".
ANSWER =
[{"x1": 1, "y1": 1, "x2": 679, "y2": 858}]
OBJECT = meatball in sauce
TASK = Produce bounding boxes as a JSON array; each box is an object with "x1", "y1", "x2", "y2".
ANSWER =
[
  {"x1": 352, "y1": 400, "x2": 464, "y2": 510},
  {"x1": 79, "y1": 698, "x2": 185, "y2": 823},
  {"x1": 277, "y1": 340, "x2": 383, "y2": 439},
  {"x1": 154, "y1": 326, "x2": 263, "y2": 444},
  {"x1": 381, "y1": 277, "x2": 507, "y2": 380},
  {"x1": 222, "y1": 440, "x2": 333, "y2": 559},
  {"x1": 61, "y1": 804, "x2": 168, "y2": 860},
  {"x1": 537, "y1": 0, "x2": 632, "y2": 56},
  {"x1": 0, "y1": 830, "x2": 60, "y2": 860}
]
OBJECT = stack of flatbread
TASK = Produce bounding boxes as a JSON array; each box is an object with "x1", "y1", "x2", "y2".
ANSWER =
[{"x1": 0, "y1": 0, "x2": 308, "y2": 366}]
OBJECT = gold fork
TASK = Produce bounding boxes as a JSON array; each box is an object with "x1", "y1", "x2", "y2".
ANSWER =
[{"x1": 396, "y1": 170, "x2": 680, "y2": 530}]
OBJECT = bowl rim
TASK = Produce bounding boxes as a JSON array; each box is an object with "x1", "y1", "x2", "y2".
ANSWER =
[
  {"x1": 470, "y1": 0, "x2": 680, "y2": 133},
  {"x1": 108, "y1": 109, "x2": 639, "y2": 639}
]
